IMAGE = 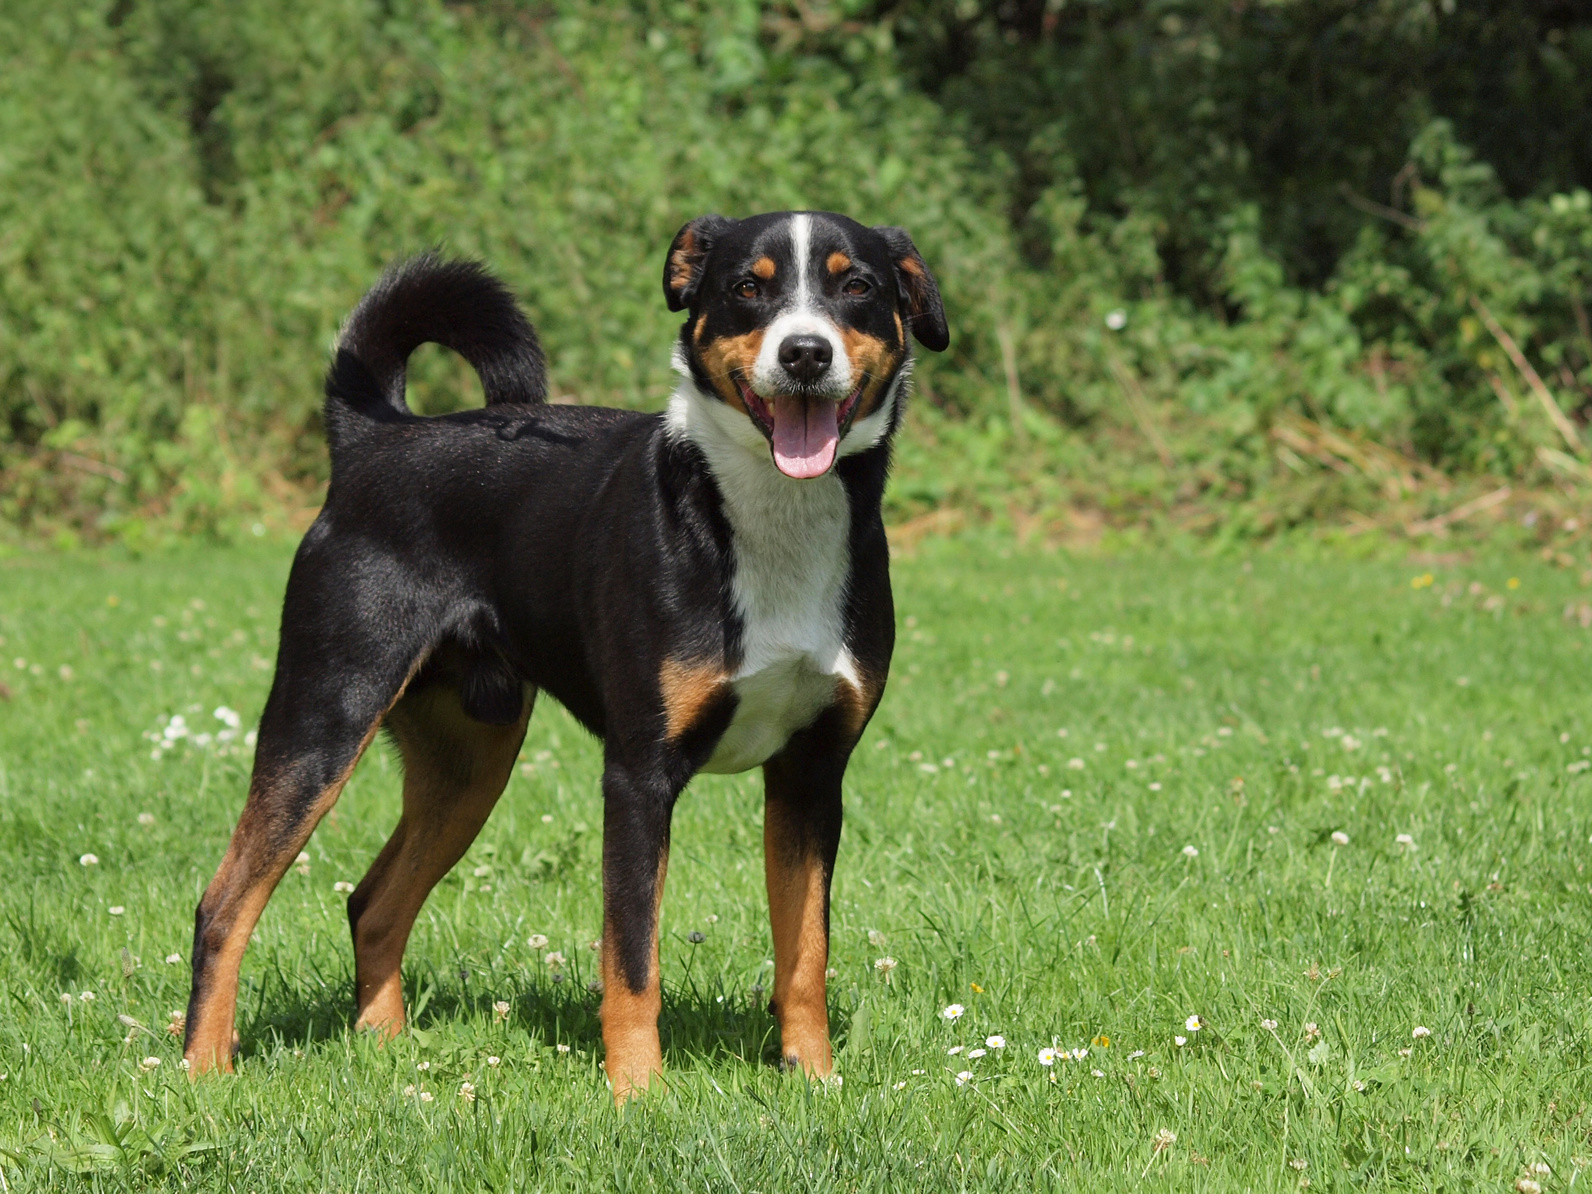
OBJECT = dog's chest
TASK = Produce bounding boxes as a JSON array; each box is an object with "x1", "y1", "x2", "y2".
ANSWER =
[{"x1": 698, "y1": 464, "x2": 857, "y2": 775}]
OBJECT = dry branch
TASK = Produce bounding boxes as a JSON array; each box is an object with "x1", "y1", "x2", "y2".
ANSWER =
[
  {"x1": 1269, "y1": 413, "x2": 1431, "y2": 499},
  {"x1": 1469, "y1": 295, "x2": 1583, "y2": 454},
  {"x1": 1405, "y1": 485, "x2": 1512, "y2": 537},
  {"x1": 1106, "y1": 355, "x2": 1174, "y2": 469}
]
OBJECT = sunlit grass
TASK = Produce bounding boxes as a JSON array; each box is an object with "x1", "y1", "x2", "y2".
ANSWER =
[{"x1": 0, "y1": 537, "x2": 1589, "y2": 1190}]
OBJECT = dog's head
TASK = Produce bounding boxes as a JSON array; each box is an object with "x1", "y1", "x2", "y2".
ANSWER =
[{"x1": 664, "y1": 211, "x2": 948, "y2": 479}]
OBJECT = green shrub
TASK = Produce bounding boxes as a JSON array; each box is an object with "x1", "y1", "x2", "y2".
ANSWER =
[{"x1": 1, "y1": 1, "x2": 1589, "y2": 545}]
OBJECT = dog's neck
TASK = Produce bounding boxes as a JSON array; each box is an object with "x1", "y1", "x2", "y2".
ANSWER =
[
  {"x1": 664, "y1": 374, "x2": 853, "y2": 617},
  {"x1": 663, "y1": 373, "x2": 899, "y2": 681}
]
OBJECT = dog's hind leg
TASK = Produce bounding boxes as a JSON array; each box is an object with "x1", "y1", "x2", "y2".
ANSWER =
[
  {"x1": 183, "y1": 551, "x2": 435, "y2": 1075},
  {"x1": 183, "y1": 674, "x2": 417, "y2": 1073},
  {"x1": 347, "y1": 680, "x2": 531, "y2": 1036}
]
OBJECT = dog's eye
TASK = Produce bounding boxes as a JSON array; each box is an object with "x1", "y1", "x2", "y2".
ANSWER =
[
  {"x1": 842, "y1": 277, "x2": 871, "y2": 296},
  {"x1": 733, "y1": 279, "x2": 758, "y2": 299}
]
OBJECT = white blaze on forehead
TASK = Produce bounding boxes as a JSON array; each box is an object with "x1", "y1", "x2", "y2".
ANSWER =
[
  {"x1": 749, "y1": 212, "x2": 851, "y2": 398},
  {"x1": 792, "y1": 211, "x2": 811, "y2": 307}
]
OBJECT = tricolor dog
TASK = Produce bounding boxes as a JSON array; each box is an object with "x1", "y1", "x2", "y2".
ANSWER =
[{"x1": 182, "y1": 211, "x2": 948, "y2": 1099}]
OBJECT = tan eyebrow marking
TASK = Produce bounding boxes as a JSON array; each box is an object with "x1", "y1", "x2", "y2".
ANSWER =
[
  {"x1": 826, "y1": 252, "x2": 852, "y2": 274},
  {"x1": 752, "y1": 257, "x2": 776, "y2": 279}
]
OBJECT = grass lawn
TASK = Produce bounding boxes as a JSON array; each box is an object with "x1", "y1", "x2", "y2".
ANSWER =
[{"x1": 0, "y1": 536, "x2": 1590, "y2": 1190}]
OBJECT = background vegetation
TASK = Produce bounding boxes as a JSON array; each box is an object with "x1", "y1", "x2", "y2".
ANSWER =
[{"x1": 4, "y1": 0, "x2": 1592, "y2": 548}]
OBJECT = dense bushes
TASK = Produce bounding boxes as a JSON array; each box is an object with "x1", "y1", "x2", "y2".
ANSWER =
[{"x1": 2, "y1": 0, "x2": 1590, "y2": 545}]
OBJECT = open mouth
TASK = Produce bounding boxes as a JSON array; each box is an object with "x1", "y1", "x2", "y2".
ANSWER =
[{"x1": 737, "y1": 377, "x2": 862, "y2": 480}]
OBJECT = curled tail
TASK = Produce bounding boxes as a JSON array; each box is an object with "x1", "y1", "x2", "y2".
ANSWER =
[{"x1": 324, "y1": 254, "x2": 547, "y2": 450}]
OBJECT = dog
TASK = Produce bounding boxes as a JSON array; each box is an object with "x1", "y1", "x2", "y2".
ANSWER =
[{"x1": 182, "y1": 210, "x2": 948, "y2": 1099}]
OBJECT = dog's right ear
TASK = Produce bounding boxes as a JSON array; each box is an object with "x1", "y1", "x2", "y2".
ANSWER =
[{"x1": 664, "y1": 215, "x2": 735, "y2": 312}]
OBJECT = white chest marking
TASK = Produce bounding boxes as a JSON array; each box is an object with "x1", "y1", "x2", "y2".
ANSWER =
[{"x1": 664, "y1": 378, "x2": 861, "y2": 775}]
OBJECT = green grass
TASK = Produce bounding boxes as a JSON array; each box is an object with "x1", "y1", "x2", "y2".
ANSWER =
[{"x1": 1, "y1": 536, "x2": 1590, "y2": 1190}]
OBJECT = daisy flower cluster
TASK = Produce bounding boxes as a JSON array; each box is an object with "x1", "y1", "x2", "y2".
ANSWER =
[
  {"x1": 144, "y1": 706, "x2": 255, "y2": 760},
  {"x1": 396, "y1": 1048, "x2": 522, "y2": 1111},
  {"x1": 922, "y1": 1003, "x2": 1121, "y2": 1089},
  {"x1": 1035, "y1": 1045, "x2": 1093, "y2": 1067}
]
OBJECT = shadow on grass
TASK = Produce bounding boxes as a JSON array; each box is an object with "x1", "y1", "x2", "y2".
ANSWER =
[{"x1": 235, "y1": 959, "x2": 833, "y2": 1070}]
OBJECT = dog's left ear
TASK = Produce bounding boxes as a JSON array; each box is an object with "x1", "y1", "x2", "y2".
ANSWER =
[
  {"x1": 873, "y1": 226, "x2": 949, "y2": 352},
  {"x1": 664, "y1": 214, "x2": 735, "y2": 312}
]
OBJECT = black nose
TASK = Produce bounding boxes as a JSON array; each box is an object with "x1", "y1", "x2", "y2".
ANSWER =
[{"x1": 777, "y1": 335, "x2": 833, "y2": 385}]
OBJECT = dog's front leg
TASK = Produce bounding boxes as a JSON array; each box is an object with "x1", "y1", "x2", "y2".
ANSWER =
[
  {"x1": 762, "y1": 715, "x2": 850, "y2": 1077},
  {"x1": 598, "y1": 758, "x2": 680, "y2": 1102}
]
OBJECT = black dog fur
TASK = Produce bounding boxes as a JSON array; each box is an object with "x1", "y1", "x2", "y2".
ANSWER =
[{"x1": 184, "y1": 212, "x2": 947, "y2": 1098}]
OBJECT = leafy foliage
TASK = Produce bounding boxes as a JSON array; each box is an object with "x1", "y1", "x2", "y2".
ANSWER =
[{"x1": 2, "y1": 0, "x2": 1591, "y2": 543}]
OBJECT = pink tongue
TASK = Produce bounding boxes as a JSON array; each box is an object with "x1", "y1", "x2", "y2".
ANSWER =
[{"x1": 771, "y1": 398, "x2": 838, "y2": 479}]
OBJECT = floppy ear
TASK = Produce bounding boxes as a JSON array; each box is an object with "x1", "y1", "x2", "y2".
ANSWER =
[
  {"x1": 873, "y1": 226, "x2": 949, "y2": 352},
  {"x1": 663, "y1": 214, "x2": 735, "y2": 312}
]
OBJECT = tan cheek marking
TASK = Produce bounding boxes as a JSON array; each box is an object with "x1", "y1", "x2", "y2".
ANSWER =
[
  {"x1": 837, "y1": 327, "x2": 902, "y2": 422},
  {"x1": 752, "y1": 256, "x2": 776, "y2": 280},
  {"x1": 659, "y1": 658, "x2": 729, "y2": 740},
  {"x1": 826, "y1": 251, "x2": 852, "y2": 274},
  {"x1": 694, "y1": 329, "x2": 766, "y2": 414}
]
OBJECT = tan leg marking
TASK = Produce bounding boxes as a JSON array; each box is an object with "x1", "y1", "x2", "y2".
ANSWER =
[
  {"x1": 832, "y1": 669, "x2": 883, "y2": 743},
  {"x1": 350, "y1": 686, "x2": 530, "y2": 1036},
  {"x1": 659, "y1": 658, "x2": 728, "y2": 741},
  {"x1": 601, "y1": 852, "x2": 668, "y2": 1102},
  {"x1": 764, "y1": 805, "x2": 832, "y2": 1075},
  {"x1": 185, "y1": 715, "x2": 388, "y2": 1075}
]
